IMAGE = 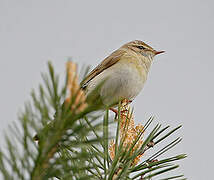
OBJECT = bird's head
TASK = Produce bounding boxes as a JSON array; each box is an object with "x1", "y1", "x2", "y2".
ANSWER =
[{"x1": 122, "y1": 40, "x2": 165, "y2": 59}]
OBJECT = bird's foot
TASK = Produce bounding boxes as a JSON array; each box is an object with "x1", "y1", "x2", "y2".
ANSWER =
[{"x1": 109, "y1": 108, "x2": 128, "y2": 119}]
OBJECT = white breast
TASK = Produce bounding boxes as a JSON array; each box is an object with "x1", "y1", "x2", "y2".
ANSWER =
[{"x1": 86, "y1": 61, "x2": 147, "y2": 106}]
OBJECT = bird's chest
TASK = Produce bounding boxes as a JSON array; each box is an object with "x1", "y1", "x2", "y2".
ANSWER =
[{"x1": 100, "y1": 61, "x2": 147, "y2": 102}]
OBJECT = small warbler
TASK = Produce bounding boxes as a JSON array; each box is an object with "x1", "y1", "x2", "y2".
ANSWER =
[{"x1": 81, "y1": 40, "x2": 164, "y2": 107}]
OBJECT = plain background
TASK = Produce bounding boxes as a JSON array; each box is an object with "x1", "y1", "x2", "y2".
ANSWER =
[{"x1": 0, "y1": 0, "x2": 214, "y2": 179}]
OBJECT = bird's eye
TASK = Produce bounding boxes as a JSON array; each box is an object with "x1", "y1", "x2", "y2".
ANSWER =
[{"x1": 137, "y1": 46, "x2": 145, "y2": 50}]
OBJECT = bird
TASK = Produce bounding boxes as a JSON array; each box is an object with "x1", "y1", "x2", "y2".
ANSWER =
[
  {"x1": 34, "y1": 40, "x2": 164, "y2": 141},
  {"x1": 80, "y1": 40, "x2": 164, "y2": 109}
]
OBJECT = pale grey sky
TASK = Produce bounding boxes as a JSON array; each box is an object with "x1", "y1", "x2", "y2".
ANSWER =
[{"x1": 0, "y1": 0, "x2": 214, "y2": 179}]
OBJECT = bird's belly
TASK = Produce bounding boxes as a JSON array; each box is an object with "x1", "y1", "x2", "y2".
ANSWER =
[{"x1": 87, "y1": 63, "x2": 147, "y2": 106}]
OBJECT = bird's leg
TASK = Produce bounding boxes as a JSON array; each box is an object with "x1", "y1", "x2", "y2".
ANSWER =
[
  {"x1": 109, "y1": 108, "x2": 128, "y2": 115},
  {"x1": 109, "y1": 107, "x2": 118, "y2": 115},
  {"x1": 109, "y1": 107, "x2": 128, "y2": 119},
  {"x1": 109, "y1": 99, "x2": 132, "y2": 119},
  {"x1": 109, "y1": 108, "x2": 119, "y2": 120}
]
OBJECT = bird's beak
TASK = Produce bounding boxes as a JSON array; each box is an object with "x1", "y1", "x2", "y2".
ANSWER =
[{"x1": 154, "y1": 50, "x2": 165, "y2": 55}]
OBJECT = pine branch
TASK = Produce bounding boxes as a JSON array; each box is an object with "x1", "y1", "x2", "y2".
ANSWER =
[{"x1": 0, "y1": 61, "x2": 186, "y2": 180}]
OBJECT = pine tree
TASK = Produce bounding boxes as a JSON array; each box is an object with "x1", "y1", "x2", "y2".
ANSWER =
[{"x1": 0, "y1": 61, "x2": 186, "y2": 180}]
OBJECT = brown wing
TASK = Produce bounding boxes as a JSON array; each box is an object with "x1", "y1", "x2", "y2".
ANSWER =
[{"x1": 81, "y1": 49, "x2": 125, "y2": 89}]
